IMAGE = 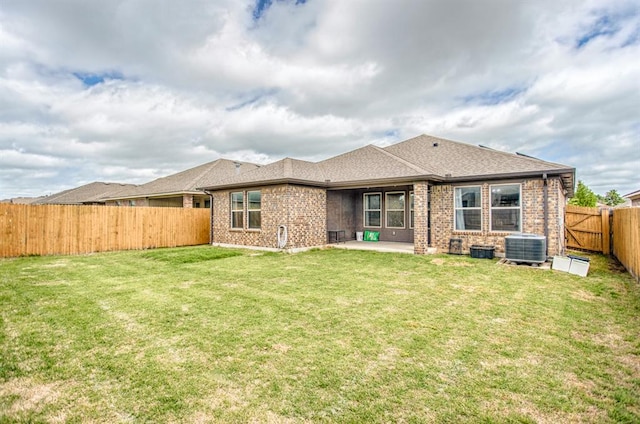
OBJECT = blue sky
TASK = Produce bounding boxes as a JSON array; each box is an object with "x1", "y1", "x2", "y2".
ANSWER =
[{"x1": 0, "y1": 0, "x2": 638, "y2": 199}]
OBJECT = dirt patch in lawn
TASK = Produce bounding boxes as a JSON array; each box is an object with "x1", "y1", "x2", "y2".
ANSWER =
[{"x1": 0, "y1": 377, "x2": 62, "y2": 416}]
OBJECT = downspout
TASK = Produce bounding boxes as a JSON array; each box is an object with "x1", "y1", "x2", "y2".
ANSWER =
[
  {"x1": 204, "y1": 190, "x2": 214, "y2": 245},
  {"x1": 542, "y1": 173, "x2": 548, "y2": 258}
]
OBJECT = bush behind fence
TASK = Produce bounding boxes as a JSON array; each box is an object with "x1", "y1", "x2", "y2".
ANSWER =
[{"x1": 0, "y1": 204, "x2": 211, "y2": 258}]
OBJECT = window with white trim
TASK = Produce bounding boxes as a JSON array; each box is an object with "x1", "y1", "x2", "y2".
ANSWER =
[
  {"x1": 386, "y1": 191, "x2": 405, "y2": 228},
  {"x1": 230, "y1": 192, "x2": 244, "y2": 229},
  {"x1": 409, "y1": 191, "x2": 415, "y2": 229},
  {"x1": 247, "y1": 190, "x2": 261, "y2": 229},
  {"x1": 454, "y1": 186, "x2": 481, "y2": 231},
  {"x1": 364, "y1": 193, "x2": 381, "y2": 227},
  {"x1": 491, "y1": 184, "x2": 521, "y2": 232}
]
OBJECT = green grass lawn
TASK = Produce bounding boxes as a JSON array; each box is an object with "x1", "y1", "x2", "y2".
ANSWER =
[{"x1": 1, "y1": 246, "x2": 639, "y2": 423}]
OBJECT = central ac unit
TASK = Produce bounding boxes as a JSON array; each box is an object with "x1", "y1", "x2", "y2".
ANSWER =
[{"x1": 505, "y1": 234, "x2": 547, "y2": 264}]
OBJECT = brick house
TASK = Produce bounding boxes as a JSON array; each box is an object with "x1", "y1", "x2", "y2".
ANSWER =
[
  {"x1": 199, "y1": 135, "x2": 575, "y2": 256},
  {"x1": 103, "y1": 159, "x2": 258, "y2": 208}
]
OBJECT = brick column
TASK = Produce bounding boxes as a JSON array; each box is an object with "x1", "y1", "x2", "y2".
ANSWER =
[{"x1": 413, "y1": 181, "x2": 429, "y2": 254}]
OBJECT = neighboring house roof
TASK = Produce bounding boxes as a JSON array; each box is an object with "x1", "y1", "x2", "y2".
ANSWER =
[
  {"x1": 104, "y1": 159, "x2": 259, "y2": 201},
  {"x1": 35, "y1": 182, "x2": 136, "y2": 205},
  {"x1": 200, "y1": 134, "x2": 576, "y2": 195},
  {"x1": 0, "y1": 197, "x2": 45, "y2": 204},
  {"x1": 623, "y1": 189, "x2": 640, "y2": 200}
]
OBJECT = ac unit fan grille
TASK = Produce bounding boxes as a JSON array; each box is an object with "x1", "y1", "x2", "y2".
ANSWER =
[{"x1": 505, "y1": 234, "x2": 546, "y2": 264}]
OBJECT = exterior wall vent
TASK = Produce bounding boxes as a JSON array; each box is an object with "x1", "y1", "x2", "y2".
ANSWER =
[{"x1": 505, "y1": 234, "x2": 547, "y2": 264}]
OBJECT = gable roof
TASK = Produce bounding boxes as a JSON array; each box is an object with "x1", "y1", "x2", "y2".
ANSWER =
[
  {"x1": 319, "y1": 145, "x2": 433, "y2": 183},
  {"x1": 105, "y1": 159, "x2": 259, "y2": 200},
  {"x1": 199, "y1": 134, "x2": 575, "y2": 195},
  {"x1": 35, "y1": 182, "x2": 136, "y2": 205},
  {"x1": 211, "y1": 158, "x2": 326, "y2": 188}
]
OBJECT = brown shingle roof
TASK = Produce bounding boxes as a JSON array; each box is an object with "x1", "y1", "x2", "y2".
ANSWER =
[
  {"x1": 106, "y1": 159, "x2": 259, "y2": 200},
  {"x1": 384, "y1": 134, "x2": 572, "y2": 178},
  {"x1": 209, "y1": 158, "x2": 327, "y2": 188},
  {"x1": 199, "y1": 134, "x2": 575, "y2": 195},
  {"x1": 35, "y1": 182, "x2": 136, "y2": 205},
  {"x1": 319, "y1": 145, "x2": 432, "y2": 183}
]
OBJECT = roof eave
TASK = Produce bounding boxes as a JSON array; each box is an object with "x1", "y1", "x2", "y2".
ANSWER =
[
  {"x1": 443, "y1": 168, "x2": 576, "y2": 196},
  {"x1": 201, "y1": 175, "x2": 443, "y2": 191},
  {"x1": 199, "y1": 178, "x2": 327, "y2": 191},
  {"x1": 326, "y1": 175, "x2": 439, "y2": 190},
  {"x1": 103, "y1": 190, "x2": 206, "y2": 201}
]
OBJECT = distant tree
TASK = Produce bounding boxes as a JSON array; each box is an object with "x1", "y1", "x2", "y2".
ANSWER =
[
  {"x1": 569, "y1": 180, "x2": 597, "y2": 207},
  {"x1": 598, "y1": 189, "x2": 626, "y2": 207}
]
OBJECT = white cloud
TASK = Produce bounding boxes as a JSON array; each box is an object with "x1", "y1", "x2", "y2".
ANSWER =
[{"x1": 0, "y1": 0, "x2": 638, "y2": 199}]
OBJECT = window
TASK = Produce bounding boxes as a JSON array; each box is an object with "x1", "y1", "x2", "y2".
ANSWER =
[
  {"x1": 386, "y1": 192, "x2": 405, "y2": 228},
  {"x1": 231, "y1": 192, "x2": 243, "y2": 229},
  {"x1": 364, "y1": 193, "x2": 381, "y2": 227},
  {"x1": 128, "y1": 200, "x2": 136, "y2": 206},
  {"x1": 247, "y1": 190, "x2": 261, "y2": 229},
  {"x1": 491, "y1": 184, "x2": 521, "y2": 232},
  {"x1": 454, "y1": 186, "x2": 481, "y2": 231},
  {"x1": 204, "y1": 199, "x2": 211, "y2": 208},
  {"x1": 409, "y1": 191, "x2": 415, "y2": 229}
]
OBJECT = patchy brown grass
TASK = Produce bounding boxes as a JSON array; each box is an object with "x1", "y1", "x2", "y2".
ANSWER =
[{"x1": 1, "y1": 247, "x2": 638, "y2": 422}]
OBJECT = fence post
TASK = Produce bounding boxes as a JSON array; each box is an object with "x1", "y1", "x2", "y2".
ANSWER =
[{"x1": 601, "y1": 208, "x2": 610, "y2": 255}]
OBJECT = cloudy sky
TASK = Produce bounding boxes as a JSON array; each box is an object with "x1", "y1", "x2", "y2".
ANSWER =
[{"x1": 1, "y1": 0, "x2": 639, "y2": 199}]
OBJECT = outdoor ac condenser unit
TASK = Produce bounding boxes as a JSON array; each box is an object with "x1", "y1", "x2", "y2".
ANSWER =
[{"x1": 505, "y1": 234, "x2": 547, "y2": 264}]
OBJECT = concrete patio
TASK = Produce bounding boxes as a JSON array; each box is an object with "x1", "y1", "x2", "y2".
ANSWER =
[{"x1": 329, "y1": 240, "x2": 418, "y2": 254}]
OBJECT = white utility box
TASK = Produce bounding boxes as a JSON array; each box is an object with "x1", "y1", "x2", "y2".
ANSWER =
[
  {"x1": 552, "y1": 256, "x2": 572, "y2": 273},
  {"x1": 569, "y1": 259, "x2": 590, "y2": 277}
]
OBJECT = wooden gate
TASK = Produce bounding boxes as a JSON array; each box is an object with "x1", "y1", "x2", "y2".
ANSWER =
[{"x1": 565, "y1": 205, "x2": 610, "y2": 254}]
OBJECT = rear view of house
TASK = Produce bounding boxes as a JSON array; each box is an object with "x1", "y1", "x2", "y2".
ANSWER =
[{"x1": 199, "y1": 134, "x2": 575, "y2": 256}]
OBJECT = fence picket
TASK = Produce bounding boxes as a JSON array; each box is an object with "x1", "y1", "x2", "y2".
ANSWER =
[
  {"x1": 0, "y1": 204, "x2": 210, "y2": 258},
  {"x1": 613, "y1": 208, "x2": 640, "y2": 282}
]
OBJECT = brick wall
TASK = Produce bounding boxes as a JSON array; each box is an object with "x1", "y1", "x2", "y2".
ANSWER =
[
  {"x1": 211, "y1": 184, "x2": 326, "y2": 250},
  {"x1": 413, "y1": 181, "x2": 429, "y2": 254},
  {"x1": 429, "y1": 177, "x2": 565, "y2": 256}
]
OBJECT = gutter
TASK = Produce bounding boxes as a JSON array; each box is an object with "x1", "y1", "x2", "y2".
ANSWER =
[{"x1": 543, "y1": 173, "x2": 549, "y2": 257}]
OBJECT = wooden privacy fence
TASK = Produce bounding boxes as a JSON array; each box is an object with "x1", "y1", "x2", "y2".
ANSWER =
[
  {"x1": 612, "y1": 208, "x2": 640, "y2": 282},
  {"x1": 0, "y1": 204, "x2": 211, "y2": 258},
  {"x1": 565, "y1": 205, "x2": 610, "y2": 254}
]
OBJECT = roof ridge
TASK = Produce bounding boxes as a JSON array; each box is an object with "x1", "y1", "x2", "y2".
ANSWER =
[
  {"x1": 283, "y1": 158, "x2": 293, "y2": 178},
  {"x1": 184, "y1": 159, "x2": 222, "y2": 189},
  {"x1": 371, "y1": 145, "x2": 431, "y2": 174}
]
